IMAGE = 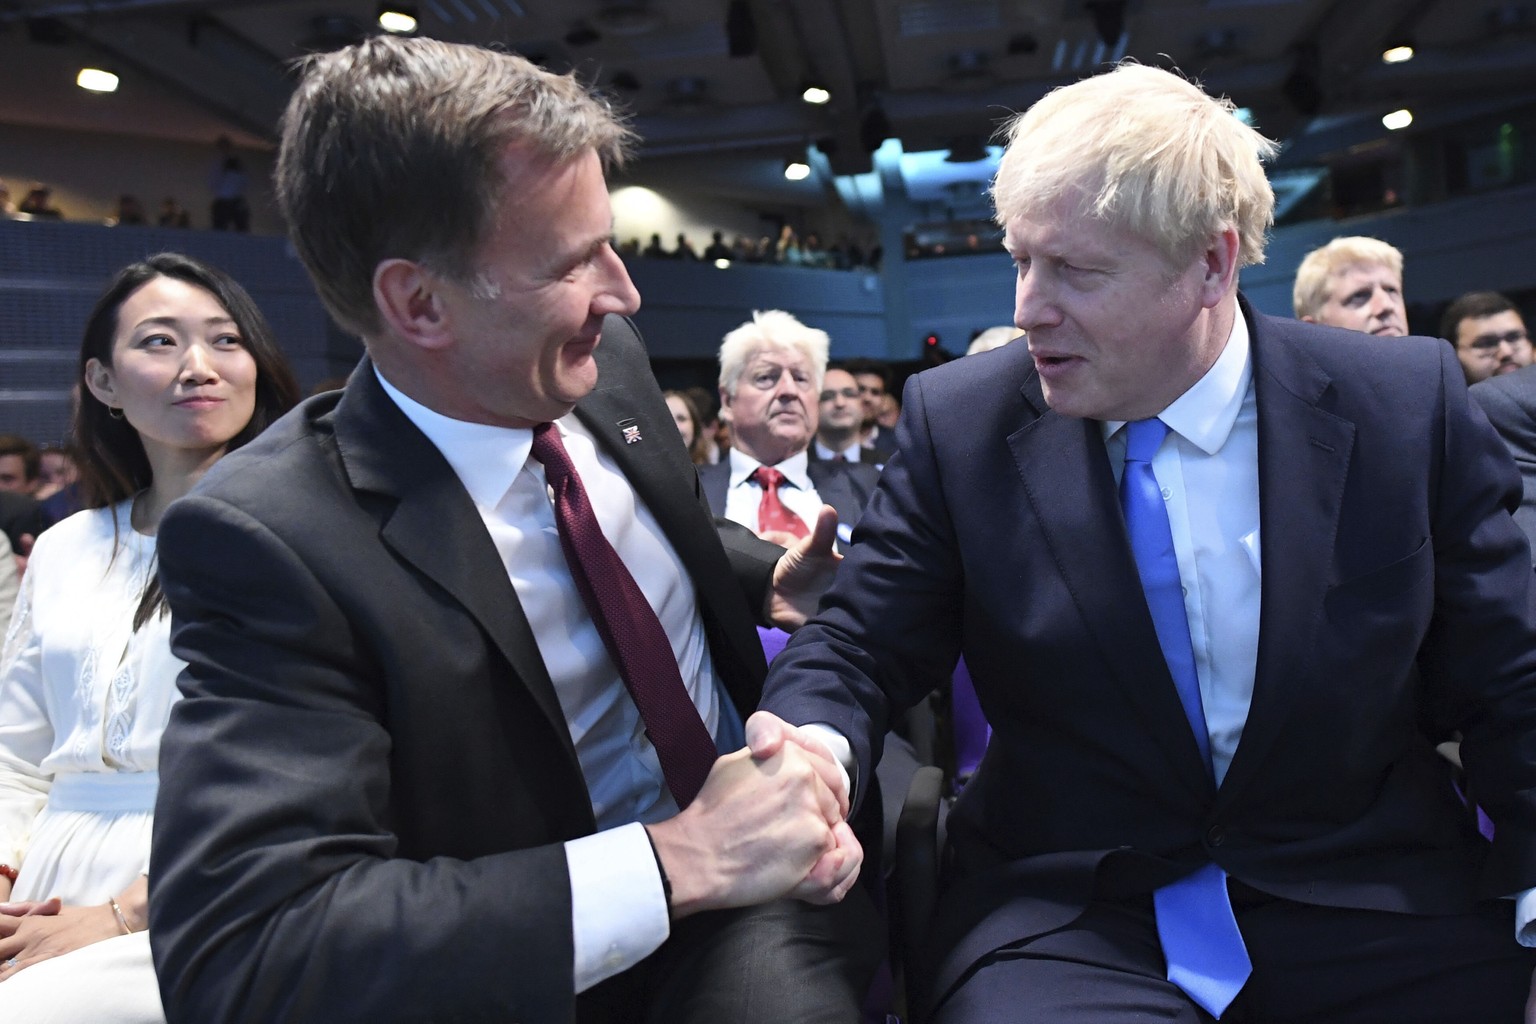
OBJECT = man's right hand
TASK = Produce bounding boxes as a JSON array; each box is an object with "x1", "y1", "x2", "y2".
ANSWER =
[{"x1": 645, "y1": 741, "x2": 861, "y2": 919}]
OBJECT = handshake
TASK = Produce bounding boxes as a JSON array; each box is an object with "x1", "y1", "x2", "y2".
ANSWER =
[{"x1": 644, "y1": 710, "x2": 862, "y2": 920}]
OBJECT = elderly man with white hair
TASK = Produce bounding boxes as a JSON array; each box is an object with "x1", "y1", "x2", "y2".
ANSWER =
[
  {"x1": 699, "y1": 310, "x2": 879, "y2": 548},
  {"x1": 755, "y1": 62, "x2": 1536, "y2": 1023}
]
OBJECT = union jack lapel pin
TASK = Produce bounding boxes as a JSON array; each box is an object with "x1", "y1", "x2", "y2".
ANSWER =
[{"x1": 618, "y1": 418, "x2": 643, "y2": 444}]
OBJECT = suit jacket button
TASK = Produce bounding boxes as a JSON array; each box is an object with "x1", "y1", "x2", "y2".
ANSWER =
[{"x1": 1205, "y1": 824, "x2": 1226, "y2": 847}]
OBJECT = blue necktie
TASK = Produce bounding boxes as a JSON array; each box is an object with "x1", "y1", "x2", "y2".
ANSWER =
[{"x1": 1121, "y1": 418, "x2": 1252, "y2": 1019}]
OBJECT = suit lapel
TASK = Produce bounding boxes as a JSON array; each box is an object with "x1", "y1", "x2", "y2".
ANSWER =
[
  {"x1": 1008, "y1": 375, "x2": 1214, "y2": 799},
  {"x1": 1217, "y1": 309, "x2": 1355, "y2": 805},
  {"x1": 333, "y1": 363, "x2": 582, "y2": 775}
]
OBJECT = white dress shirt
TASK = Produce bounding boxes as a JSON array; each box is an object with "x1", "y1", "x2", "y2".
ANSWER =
[
  {"x1": 813, "y1": 439, "x2": 863, "y2": 462},
  {"x1": 723, "y1": 448, "x2": 824, "y2": 535},
  {"x1": 377, "y1": 370, "x2": 742, "y2": 991},
  {"x1": 1102, "y1": 313, "x2": 1259, "y2": 786}
]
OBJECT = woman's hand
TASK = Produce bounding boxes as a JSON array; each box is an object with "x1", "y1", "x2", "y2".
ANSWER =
[{"x1": 0, "y1": 899, "x2": 117, "y2": 980}]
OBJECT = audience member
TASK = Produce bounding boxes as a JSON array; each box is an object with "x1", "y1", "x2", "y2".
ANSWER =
[
  {"x1": 1441, "y1": 291, "x2": 1532, "y2": 385},
  {"x1": 642, "y1": 232, "x2": 667, "y2": 258},
  {"x1": 17, "y1": 188, "x2": 62, "y2": 221},
  {"x1": 674, "y1": 233, "x2": 699, "y2": 260},
  {"x1": 0, "y1": 491, "x2": 48, "y2": 575},
  {"x1": 812, "y1": 366, "x2": 880, "y2": 466},
  {"x1": 759, "y1": 62, "x2": 1536, "y2": 1023},
  {"x1": 113, "y1": 195, "x2": 147, "y2": 227},
  {"x1": 148, "y1": 36, "x2": 874, "y2": 1024},
  {"x1": 1292, "y1": 235, "x2": 1407, "y2": 337},
  {"x1": 0, "y1": 181, "x2": 15, "y2": 218},
  {"x1": 36, "y1": 444, "x2": 84, "y2": 521},
  {"x1": 662, "y1": 388, "x2": 710, "y2": 464},
  {"x1": 684, "y1": 384, "x2": 725, "y2": 463},
  {"x1": 207, "y1": 136, "x2": 250, "y2": 232},
  {"x1": 702, "y1": 231, "x2": 731, "y2": 262},
  {"x1": 701, "y1": 311, "x2": 878, "y2": 548},
  {"x1": 843, "y1": 358, "x2": 897, "y2": 462},
  {"x1": 156, "y1": 198, "x2": 191, "y2": 229},
  {"x1": 0, "y1": 534, "x2": 16, "y2": 627},
  {"x1": 1471, "y1": 363, "x2": 1536, "y2": 561},
  {"x1": 0, "y1": 436, "x2": 40, "y2": 495},
  {"x1": 0, "y1": 251, "x2": 299, "y2": 1022}
]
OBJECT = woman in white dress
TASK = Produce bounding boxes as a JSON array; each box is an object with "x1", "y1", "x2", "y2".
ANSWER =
[{"x1": 0, "y1": 252, "x2": 299, "y2": 1022}]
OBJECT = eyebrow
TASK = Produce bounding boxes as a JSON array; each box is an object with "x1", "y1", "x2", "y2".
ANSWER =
[{"x1": 133, "y1": 315, "x2": 237, "y2": 329}]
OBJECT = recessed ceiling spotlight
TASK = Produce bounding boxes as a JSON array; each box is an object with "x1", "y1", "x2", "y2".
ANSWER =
[
  {"x1": 377, "y1": 6, "x2": 418, "y2": 34},
  {"x1": 1382, "y1": 108, "x2": 1413, "y2": 130},
  {"x1": 802, "y1": 84, "x2": 831, "y2": 105},
  {"x1": 1381, "y1": 42, "x2": 1415, "y2": 64},
  {"x1": 784, "y1": 159, "x2": 811, "y2": 181},
  {"x1": 76, "y1": 67, "x2": 118, "y2": 93}
]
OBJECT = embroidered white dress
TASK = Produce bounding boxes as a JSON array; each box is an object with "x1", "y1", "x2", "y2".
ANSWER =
[{"x1": 0, "y1": 501, "x2": 172, "y2": 1022}]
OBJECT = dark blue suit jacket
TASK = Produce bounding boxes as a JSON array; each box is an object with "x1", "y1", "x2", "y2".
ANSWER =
[{"x1": 761, "y1": 300, "x2": 1536, "y2": 1002}]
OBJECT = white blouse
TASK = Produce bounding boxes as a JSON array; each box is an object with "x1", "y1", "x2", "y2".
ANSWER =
[{"x1": 0, "y1": 501, "x2": 183, "y2": 878}]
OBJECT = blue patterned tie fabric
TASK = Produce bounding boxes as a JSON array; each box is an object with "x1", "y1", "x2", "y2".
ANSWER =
[{"x1": 1121, "y1": 417, "x2": 1252, "y2": 1018}]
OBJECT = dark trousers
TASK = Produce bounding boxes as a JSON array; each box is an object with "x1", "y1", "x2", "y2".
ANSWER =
[
  {"x1": 934, "y1": 885, "x2": 1534, "y2": 1023},
  {"x1": 581, "y1": 884, "x2": 884, "y2": 1023}
]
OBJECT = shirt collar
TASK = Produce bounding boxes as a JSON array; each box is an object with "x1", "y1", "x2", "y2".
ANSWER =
[
  {"x1": 728, "y1": 447, "x2": 813, "y2": 489},
  {"x1": 375, "y1": 366, "x2": 539, "y2": 510},
  {"x1": 1101, "y1": 307, "x2": 1252, "y2": 455},
  {"x1": 813, "y1": 439, "x2": 860, "y2": 462}
]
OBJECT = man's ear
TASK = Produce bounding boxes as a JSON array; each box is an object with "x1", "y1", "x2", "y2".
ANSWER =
[
  {"x1": 1299, "y1": 314, "x2": 1318, "y2": 325},
  {"x1": 718, "y1": 385, "x2": 733, "y2": 421},
  {"x1": 373, "y1": 259, "x2": 455, "y2": 352},
  {"x1": 1197, "y1": 227, "x2": 1241, "y2": 309},
  {"x1": 83, "y1": 357, "x2": 117, "y2": 410}
]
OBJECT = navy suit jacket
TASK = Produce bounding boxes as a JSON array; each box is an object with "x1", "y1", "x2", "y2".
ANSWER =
[
  {"x1": 150, "y1": 316, "x2": 785, "y2": 1024},
  {"x1": 697, "y1": 457, "x2": 881, "y2": 547},
  {"x1": 1471, "y1": 364, "x2": 1536, "y2": 562},
  {"x1": 761, "y1": 299, "x2": 1536, "y2": 1002}
]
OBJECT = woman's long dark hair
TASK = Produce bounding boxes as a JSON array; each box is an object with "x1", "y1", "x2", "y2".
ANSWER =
[{"x1": 73, "y1": 252, "x2": 301, "y2": 628}]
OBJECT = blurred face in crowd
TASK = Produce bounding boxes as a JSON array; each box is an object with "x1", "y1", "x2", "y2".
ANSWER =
[
  {"x1": 854, "y1": 372, "x2": 885, "y2": 425},
  {"x1": 1303, "y1": 262, "x2": 1406, "y2": 338},
  {"x1": 0, "y1": 456, "x2": 32, "y2": 493},
  {"x1": 665, "y1": 393, "x2": 696, "y2": 447},
  {"x1": 85, "y1": 276, "x2": 259, "y2": 469},
  {"x1": 818, "y1": 369, "x2": 862, "y2": 437},
  {"x1": 722, "y1": 344, "x2": 817, "y2": 466},
  {"x1": 1453, "y1": 310, "x2": 1531, "y2": 384}
]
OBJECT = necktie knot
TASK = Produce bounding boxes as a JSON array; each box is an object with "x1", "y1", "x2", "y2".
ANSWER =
[
  {"x1": 752, "y1": 465, "x2": 787, "y2": 490},
  {"x1": 1125, "y1": 417, "x2": 1169, "y2": 463}
]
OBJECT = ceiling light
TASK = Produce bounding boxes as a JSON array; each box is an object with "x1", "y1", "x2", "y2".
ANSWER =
[
  {"x1": 784, "y1": 160, "x2": 811, "y2": 181},
  {"x1": 377, "y1": 5, "x2": 417, "y2": 34},
  {"x1": 1381, "y1": 43, "x2": 1414, "y2": 64},
  {"x1": 713, "y1": 258, "x2": 731, "y2": 269},
  {"x1": 1382, "y1": 108, "x2": 1413, "y2": 131},
  {"x1": 76, "y1": 67, "x2": 118, "y2": 93},
  {"x1": 801, "y1": 84, "x2": 831, "y2": 105}
]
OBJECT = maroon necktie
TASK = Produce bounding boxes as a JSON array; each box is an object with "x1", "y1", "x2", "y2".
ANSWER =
[
  {"x1": 751, "y1": 466, "x2": 809, "y2": 539},
  {"x1": 530, "y1": 423, "x2": 717, "y2": 807}
]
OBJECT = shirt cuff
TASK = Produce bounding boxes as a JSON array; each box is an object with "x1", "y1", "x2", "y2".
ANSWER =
[
  {"x1": 799, "y1": 723, "x2": 854, "y2": 803},
  {"x1": 1515, "y1": 887, "x2": 1536, "y2": 947},
  {"x1": 565, "y1": 822, "x2": 671, "y2": 992}
]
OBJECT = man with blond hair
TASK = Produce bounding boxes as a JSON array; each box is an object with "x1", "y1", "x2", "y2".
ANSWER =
[
  {"x1": 756, "y1": 62, "x2": 1536, "y2": 1022},
  {"x1": 1292, "y1": 235, "x2": 1408, "y2": 337},
  {"x1": 147, "y1": 34, "x2": 876, "y2": 1024}
]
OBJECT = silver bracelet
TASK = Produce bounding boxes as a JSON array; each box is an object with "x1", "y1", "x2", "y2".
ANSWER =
[{"x1": 107, "y1": 896, "x2": 134, "y2": 935}]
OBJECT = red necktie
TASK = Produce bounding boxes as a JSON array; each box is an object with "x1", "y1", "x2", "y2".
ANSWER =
[
  {"x1": 529, "y1": 423, "x2": 717, "y2": 807},
  {"x1": 751, "y1": 465, "x2": 809, "y2": 539}
]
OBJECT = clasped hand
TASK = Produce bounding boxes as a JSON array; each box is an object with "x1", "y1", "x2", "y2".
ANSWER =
[{"x1": 647, "y1": 710, "x2": 861, "y2": 918}]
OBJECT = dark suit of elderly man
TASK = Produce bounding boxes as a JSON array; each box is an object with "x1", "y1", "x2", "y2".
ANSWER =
[
  {"x1": 753, "y1": 64, "x2": 1536, "y2": 1024},
  {"x1": 148, "y1": 35, "x2": 876, "y2": 1024}
]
